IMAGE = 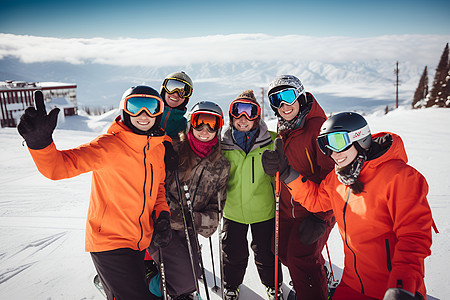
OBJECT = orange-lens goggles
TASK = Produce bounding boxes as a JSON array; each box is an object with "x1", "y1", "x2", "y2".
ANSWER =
[
  {"x1": 191, "y1": 112, "x2": 223, "y2": 132},
  {"x1": 229, "y1": 99, "x2": 261, "y2": 120},
  {"x1": 123, "y1": 94, "x2": 164, "y2": 117}
]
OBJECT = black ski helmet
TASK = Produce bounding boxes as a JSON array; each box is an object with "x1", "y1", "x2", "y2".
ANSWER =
[
  {"x1": 318, "y1": 112, "x2": 372, "y2": 155},
  {"x1": 160, "y1": 71, "x2": 193, "y2": 110},
  {"x1": 267, "y1": 75, "x2": 308, "y2": 113},
  {"x1": 119, "y1": 85, "x2": 164, "y2": 135},
  {"x1": 187, "y1": 100, "x2": 224, "y2": 134}
]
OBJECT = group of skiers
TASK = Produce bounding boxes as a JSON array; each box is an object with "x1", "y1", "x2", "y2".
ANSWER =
[{"x1": 17, "y1": 71, "x2": 435, "y2": 300}]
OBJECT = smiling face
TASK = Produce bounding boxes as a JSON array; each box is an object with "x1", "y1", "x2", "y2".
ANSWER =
[
  {"x1": 130, "y1": 111, "x2": 156, "y2": 131},
  {"x1": 165, "y1": 91, "x2": 186, "y2": 108},
  {"x1": 232, "y1": 115, "x2": 255, "y2": 132},
  {"x1": 330, "y1": 144, "x2": 358, "y2": 168},
  {"x1": 192, "y1": 126, "x2": 217, "y2": 142},
  {"x1": 277, "y1": 100, "x2": 300, "y2": 121}
]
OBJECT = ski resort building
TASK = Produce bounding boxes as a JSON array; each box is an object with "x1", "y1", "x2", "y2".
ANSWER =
[{"x1": 0, "y1": 81, "x2": 77, "y2": 127}]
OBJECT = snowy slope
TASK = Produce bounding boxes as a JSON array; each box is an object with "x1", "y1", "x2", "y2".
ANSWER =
[{"x1": 0, "y1": 107, "x2": 448, "y2": 299}]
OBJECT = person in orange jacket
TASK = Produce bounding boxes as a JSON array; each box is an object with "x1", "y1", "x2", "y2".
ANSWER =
[
  {"x1": 262, "y1": 112, "x2": 433, "y2": 300},
  {"x1": 18, "y1": 86, "x2": 176, "y2": 300}
]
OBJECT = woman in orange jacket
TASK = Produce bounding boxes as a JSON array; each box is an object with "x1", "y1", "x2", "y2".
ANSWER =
[
  {"x1": 262, "y1": 112, "x2": 433, "y2": 300},
  {"x1": 18, "y1": 86, "x2": 175, "y2": 300}
]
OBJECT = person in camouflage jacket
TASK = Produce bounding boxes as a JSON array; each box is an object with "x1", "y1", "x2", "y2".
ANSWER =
[{"x1": 148, "y1": 101, "x2": 230, "y2": 299}]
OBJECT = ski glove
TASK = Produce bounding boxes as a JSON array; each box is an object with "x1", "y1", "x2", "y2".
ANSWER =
[
  {"x1": 152, "y1": 211, "x2": 172, "y2": 248},
  {"x1": 262, "y1": 138, "x2": 299, "y2": 183},
  {"x1": 383, "y1": 288, "x2": 423, "y2": 300},
  {"x1": 163, "y1": 141, "x2": 179, "y2": 171},
  {"x1": 298, "y1": 214, "x2": 327, "y2": 245},
  {"x1": 17, "y1": 91, "x2": 60, "y2": 150}
]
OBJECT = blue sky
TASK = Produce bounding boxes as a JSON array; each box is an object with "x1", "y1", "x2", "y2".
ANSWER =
[{"x1": 1, "y1": 0, "x2": 449, "y2": 38}]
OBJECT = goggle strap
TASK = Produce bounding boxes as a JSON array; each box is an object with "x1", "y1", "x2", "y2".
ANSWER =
[{"x1": 347, "y1": 124, "x2": 371, "y2": 143}]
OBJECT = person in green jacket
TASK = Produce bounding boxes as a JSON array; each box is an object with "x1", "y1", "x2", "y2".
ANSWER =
[
  {"x1": 159, "y1": 71, "x2": 194, "y2": 139},
  {"x1": 221, "y1": 89, "x2": 282, "y2": 300}
]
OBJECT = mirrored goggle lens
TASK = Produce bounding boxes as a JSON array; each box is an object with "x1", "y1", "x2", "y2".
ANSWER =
[
  {"x1": 164, "y1": 79, "x2": 192, "y2": 98},
  {"x1": 268, "y1": 88, "x2": 299, "y2": 108},
  {"x1": 191, "y1": 113, "x2": 222, "y2": 132},
  {"x1": 230, "y1": 101, "x2": 260, "y2": 120},
  {"x1": 125, "y1": 96, "x2": 162, "y2": 116},
  {"x1": 317, "y1": 132, "x2": 352, "y2": 155}
]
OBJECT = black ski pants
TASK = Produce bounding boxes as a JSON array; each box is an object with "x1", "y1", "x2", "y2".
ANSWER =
[
  {"x1": 221, "y1": 218, "x2": 282, "y2": 289},
  {"x1": 91, "y1": 248, "x2": 155, "y2": 300}
]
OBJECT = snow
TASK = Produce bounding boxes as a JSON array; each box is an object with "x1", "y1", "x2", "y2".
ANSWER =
[{"x1": 0, "y1": 106, "x2": 448, "y2": 300}]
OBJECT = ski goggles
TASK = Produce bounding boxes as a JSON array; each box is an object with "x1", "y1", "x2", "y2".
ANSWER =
[
  {"x1": 122, "y1": 94, "x2": 164, "y2": 117},
  {"x1": 162, "y1": 78, "x2": 193, "y2": 98},
  {"x1": 229, "y1": 99, "x2": 261, "y2": 120},
  {"x1": 191, "y1": 111, "x2": 224, "y2": 133},
  {"x1": 268, "y1": 88, "x2": 303, "y2": 109},
  {"x1": 317, "y1": 124, "x2": 371, "y2": 156}
]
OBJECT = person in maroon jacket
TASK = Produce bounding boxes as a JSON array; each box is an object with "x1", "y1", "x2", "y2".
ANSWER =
[{"x1": 266, "y1": 75, "x2": 336, "y2": 300}]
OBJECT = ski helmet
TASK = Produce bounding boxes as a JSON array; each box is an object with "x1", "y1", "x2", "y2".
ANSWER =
[
  {"x1": 317, "y1": 112, "x2": 372, "y2": 156},
  {"x1": 160, "y1": 71, "x2": 194, "y2": 110},
  {"x1": 187, "y1": 101, "x2": 224, "y2": 134},
  {"x1": 267, "y1": 75, "x2": 308, "y2": 113},
  {"x1": 119, "y1": 85, "x2": 164, "y2": 135}
]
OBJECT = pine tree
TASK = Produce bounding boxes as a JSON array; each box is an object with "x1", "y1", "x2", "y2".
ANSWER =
[
  {"x1": 427, "y1": 43, "x2": 449, "y2": 107},
  {"x1": 445, "y1": 68, "x2": 450, "y2": 107},
  {"x1": 412, "y1": 66, "x2": 428, "y2": 109}
]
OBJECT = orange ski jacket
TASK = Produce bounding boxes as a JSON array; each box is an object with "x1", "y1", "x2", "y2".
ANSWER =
[
  {"x1": 287, "y1": 132, "x2": 433, "y2": 299},
  {"x1": 28, "y1": 117, "x2": 171, "y2": 253}
]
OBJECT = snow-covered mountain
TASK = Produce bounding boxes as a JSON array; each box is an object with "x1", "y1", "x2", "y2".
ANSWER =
[{"x1": 0, "y1": 57, "x2": 423, "y2": 115}]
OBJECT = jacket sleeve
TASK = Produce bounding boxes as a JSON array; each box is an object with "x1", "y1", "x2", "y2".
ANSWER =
[
  {"x1": 194, "y1": 161, "x2": 230, "y2": 238},
  {"x1": 385, "y1": 167, "x2": 432, "y2": 295},
  {"x1": 286, "y1": 175, "x2": 333, "y2": 213},
  {"x1": 28, "y1": 139, "x2": 106, "y2": 180}
]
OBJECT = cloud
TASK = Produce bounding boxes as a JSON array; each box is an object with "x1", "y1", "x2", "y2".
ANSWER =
[{"x1": 1, "y1": 33, "x2": 448, "y2": 67}]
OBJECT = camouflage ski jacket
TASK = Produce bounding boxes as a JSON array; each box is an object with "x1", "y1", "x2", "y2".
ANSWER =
[{"x1": 165, "y1": 142, "x2": 230, "y2": 238}]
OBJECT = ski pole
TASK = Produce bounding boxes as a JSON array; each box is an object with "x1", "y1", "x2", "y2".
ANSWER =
[
  {"x1": 274, "y1": 171, "x2": 280, "y2": 300},
  {"x1": 183, "y1": 182, "x2": 211, "y2": 300},
  {"x1": 217, "y1": 192, "x2": 224, "y2": 296},
  {"x1": 325, "y1": 243, "x2": 335, "y2": 282},
  {"x1": 175, "y1": 170, "x2": 201, "y2": 299},
  {"x1": 159, "y1": 247, "x2": 168, "y2": 300},
  {"x1": 209, "y1": 236, "x2": 220, "y2": 292}
]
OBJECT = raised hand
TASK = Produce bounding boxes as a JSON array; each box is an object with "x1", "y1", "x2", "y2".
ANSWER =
[{"x1": 17, "y1": 90, "x2": 60, "y2": 150}]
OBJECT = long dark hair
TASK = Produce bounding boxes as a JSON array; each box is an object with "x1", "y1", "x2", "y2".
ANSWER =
[{"x1": 176, "y1": 130, "x2": 222, "y2": 182}]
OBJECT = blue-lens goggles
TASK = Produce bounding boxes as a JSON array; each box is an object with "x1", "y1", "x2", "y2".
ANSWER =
[
  {"x1": 123, "y1": 94, "x2": 164, "y2": 117},
  {"x1": 268, "y1": 88, "x2": 301, "y2": 109}
]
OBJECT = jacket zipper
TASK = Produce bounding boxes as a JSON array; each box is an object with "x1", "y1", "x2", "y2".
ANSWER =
[
  {"x1": 252, "y1": 157, "x2": 255, "y2": 183},
  {"x1": 385, "y1": 239, "x2": 392, "y2": 272},
  {"x1": 137, "y1": 141, "x2": 153, "y2": 250},
  {"x1": 343, "y1": 188, "x2": 364, "y2": 294},
  {"x1": 163, "y1": 107, "x2": 171, "y2": 130},
  {"x1": 289, "y1": 147, "x2": 315, "y2": 218}
]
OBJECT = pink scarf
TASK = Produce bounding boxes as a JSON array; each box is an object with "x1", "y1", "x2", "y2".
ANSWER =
[{"x1": 187, "y1": 130, "x2": 218, "y2": 158}]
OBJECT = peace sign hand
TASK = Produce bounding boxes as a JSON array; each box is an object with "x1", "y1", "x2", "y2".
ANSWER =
[{"x1": 17, "y1": 91, "x2": 60, "y2": 150}]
